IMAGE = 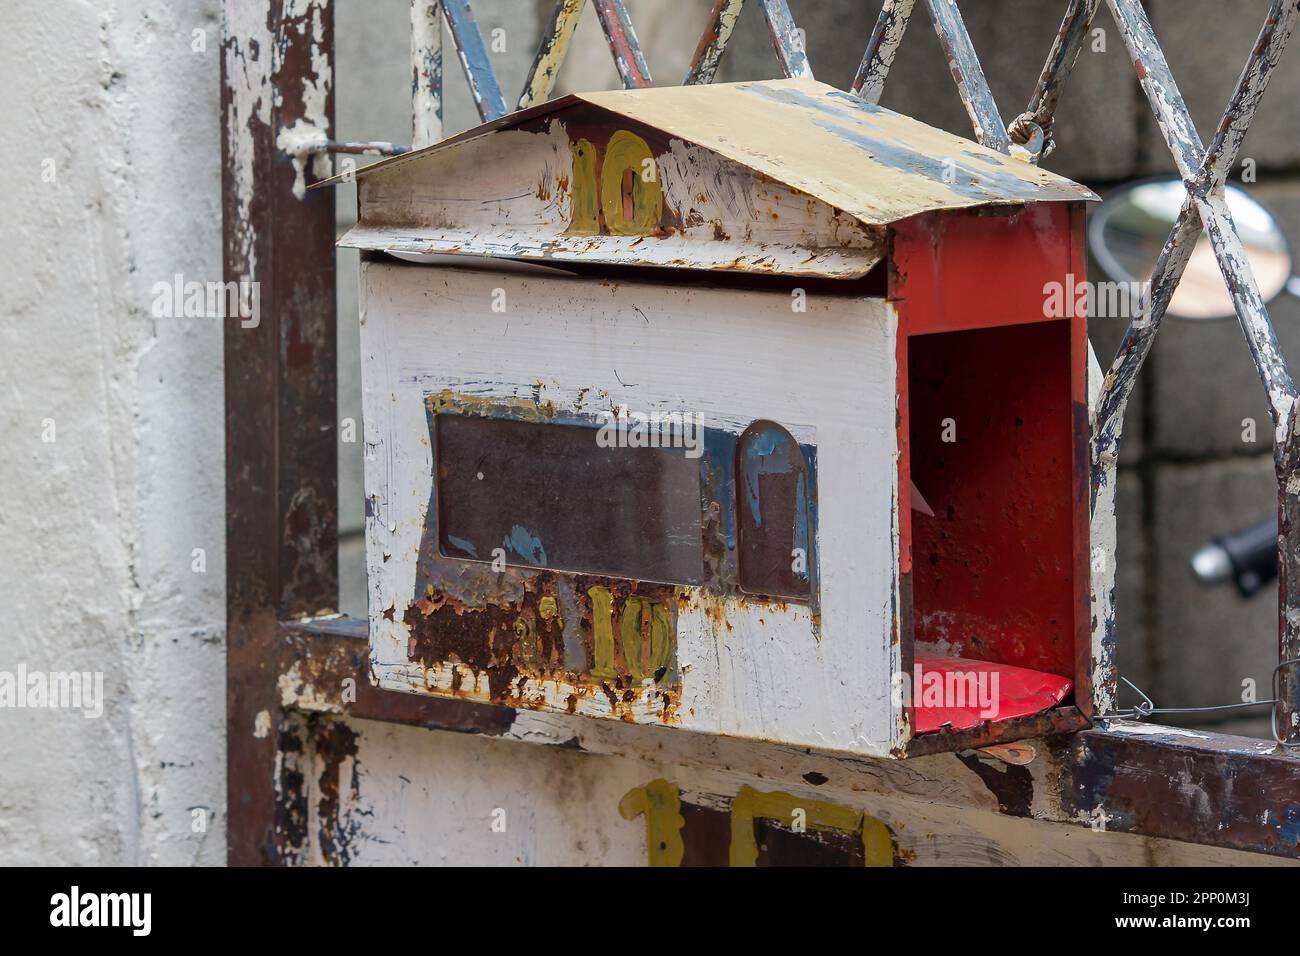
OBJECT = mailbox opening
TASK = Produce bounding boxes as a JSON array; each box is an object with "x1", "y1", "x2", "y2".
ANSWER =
[
  {"x1": 434, "y1": 412, "x2": 707, "y2": 586},
  {"x1": 905, "y1": 319, "x2": 1078, "y2": 735}
]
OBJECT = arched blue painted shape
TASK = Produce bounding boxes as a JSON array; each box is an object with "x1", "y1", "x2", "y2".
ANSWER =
[{"x1": 736, "y1": 421, "x2": 813, "y2": 600}]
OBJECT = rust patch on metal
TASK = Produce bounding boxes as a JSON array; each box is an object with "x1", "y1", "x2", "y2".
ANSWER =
[
  {"x1": 1074, "y1": 726, "x2": 1300, "y2": 857},
  {"x1": 313, "y1": 718, "x2": 361, "y2": 867},
  {"x1": 275, "y1": 723, "x2": 309, "y2": 864},
  {"x1": 901, "y1": 705, "x2": 1089, "y2": 758},
  {"x1": 280, "y1": 616, "x2": 518, "y2": 736},
  {"x1": 404, "y1": 572, "x2": 682, "y2": 723},
  {"x1": 400, "y1": 389, "x2": 822, "y2": 721}
]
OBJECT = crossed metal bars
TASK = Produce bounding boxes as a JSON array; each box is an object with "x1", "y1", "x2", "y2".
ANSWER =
[
  {"x1": 318, "y1": 0, "x2": 1300, "y2": 745},
  {"x1": 1097, "y1": 1, "x2": 1300, "y2": 746},
  {"x1": 322, "y1": 0, "x2": 811, "y2": 152},
  {"x1": 849, "y1": 0, "x2": 1300, "y2": 744}
]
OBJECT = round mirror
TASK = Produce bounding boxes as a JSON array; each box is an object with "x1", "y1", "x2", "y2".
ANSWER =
[{"x1": 1088, "y1": 178, "x2": 1294, "y2": 320}]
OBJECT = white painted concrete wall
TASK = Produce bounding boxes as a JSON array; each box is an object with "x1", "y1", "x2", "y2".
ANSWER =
[
  {"x1": 0, "y1": 0, "x2": 701, "y2": 866},
  {"x1": 1, "y1": 0, "x2": 226, "y2": 865}
]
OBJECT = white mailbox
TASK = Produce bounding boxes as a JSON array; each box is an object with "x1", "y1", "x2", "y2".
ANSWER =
[{"x1": 331, "y1": 78, "x2": 1098, "y2": 757}]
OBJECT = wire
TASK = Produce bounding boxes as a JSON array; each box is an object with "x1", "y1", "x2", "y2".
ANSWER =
[
  {"x1": 1095, "y1": 676, "x2": 1280, "y2": 721},
  {"x1": 1098, "y1": 672, "x2": 1300, "y2": 750}
]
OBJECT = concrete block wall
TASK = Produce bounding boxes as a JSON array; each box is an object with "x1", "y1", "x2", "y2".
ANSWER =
[{"x1": 2, "y1": 0, "x2": 227, "y2": 864}]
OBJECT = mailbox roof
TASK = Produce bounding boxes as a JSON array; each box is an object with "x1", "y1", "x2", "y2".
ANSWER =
[{"x1": 334, "y1": 78, "x2": 1096, "y2": 278}]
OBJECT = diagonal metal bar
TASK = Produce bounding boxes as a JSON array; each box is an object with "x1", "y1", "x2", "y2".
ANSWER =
[
  {"x1": 1096, "y1": 0, "x2": 1300, "y2": 744},
  {"x1": 1093, "y1": 201, "x2": 1198, "y2": 475},
  {"x1": 442, "y1": 0, "x2": 508, "y2": 121},
  {"x1": 1109, "y1": 0, "x2": 1295, "y2": 425},
  {"x1": 1108, "y1": 2, "x2": 1201, "y2": 177},
  {"x1": 591, "y1": 0, "x2": 653, "y2": 88},
  {"x1": 1013, "y1": 0, "x2": 1100, "y2": 157},
  {"x1": 1097, "y1": 0, "x2": 1300, "y2": 467},
  {"x1": 1201, "y1": 0, "x2": 1299, "y2": 194},
  {"x1": 760, "y1": 0, "x2": 815, "y2": 79},
  {"x1": 685, "y1": 0, "x2": 747, "y2": 85},
  {"x1": 1088, "y1": 189, "x2": 1201, "y2": 717},
  {"x1": 852, "y1": 0, "x2": 916, "y2": 104},
  {"x1": 411, "y1": 0, "x2": 444, "y2": 147},
  {"x1": 924, "y1": 0, "x2": 1009, "y2": 151},
  {"x1": 518, "y1": 0, "x2": 585, "y2": 109},
  {"x1": 1199, "y1": 200, "x2": 1296, "y2": 421}
]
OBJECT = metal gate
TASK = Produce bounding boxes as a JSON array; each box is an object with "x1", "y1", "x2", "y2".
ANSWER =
[{"x1": 222, "y1": 0, "x2": 1300, "y2": 865}]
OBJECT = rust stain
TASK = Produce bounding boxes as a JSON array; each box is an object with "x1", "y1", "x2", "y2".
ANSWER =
[
  {"x1": 402, "y1": 390, "x2": 823, "y2": 722},
  {"x1": 276, "y1": 724, "x2": 309, "y2": 861},
  {"x1": 313, "y1": 719, "x2": 361, "y2": 867},
  {"x1": 404, "y1": 572, "x2": 683, "y2": 724}
]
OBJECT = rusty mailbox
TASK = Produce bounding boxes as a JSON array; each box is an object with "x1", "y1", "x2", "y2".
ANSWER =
[{"x1": 334, "y1": 78, "x2": 1099, "y2": 758}]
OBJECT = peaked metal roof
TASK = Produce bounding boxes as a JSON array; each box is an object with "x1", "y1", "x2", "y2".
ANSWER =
[{"x1": 333, "y1": 79, "x2": 1095, "y2": 278}]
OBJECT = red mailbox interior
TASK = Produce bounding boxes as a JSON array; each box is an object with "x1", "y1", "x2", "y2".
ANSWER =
[{"x1": 891, "y1": 203, "x2": 1090, "y2": 738}]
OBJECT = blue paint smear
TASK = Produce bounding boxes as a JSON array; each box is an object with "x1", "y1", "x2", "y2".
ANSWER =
[
  {"x1": 445, "y1": 534, "x2": 478, "y2": 558},
  {"x1": 793, "y1": 470, "x2": 809, "y2": 584},
  {"x1": 736, "y1": 82, "x2": 1059, "y2": 201},
  {"x1": 701, "y1": 427, "x2": 738, "y2": 556},
  {"x1": 813, "y1": 118, "x2": 1046, "y2": 200},
  {"x1": 1271, "y1": 803, "x2": 1300, "y2": 845},
  {"x1": 739, "y1": 426, "x2": 793, "y2": 530},
  {"x1": 504, "y1": 525, "x2": 547, "y2": 567}
]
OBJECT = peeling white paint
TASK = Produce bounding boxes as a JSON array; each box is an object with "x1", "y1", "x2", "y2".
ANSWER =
[
  {"x1": 360, "y1": 262, "x2": 900, "y2": 755},
  {"x1": 223, "y1": 1, "x2": 274, "y2": 279},
  {"x1": 280, "y1": 1, "x2": 333, "y2": 199},
  {"x1": 278, "y1": 663, "x2": 345, "y2": 715},
  {"x1": 1088, "y1": 340, "x2": 1119, "y2": 717},
  {"x1": 277, "y1": 120, "x2": 331, "y2": 199},
  {"x1": 1098, "y1": 720, "x2": 1210, "y2": 739}
]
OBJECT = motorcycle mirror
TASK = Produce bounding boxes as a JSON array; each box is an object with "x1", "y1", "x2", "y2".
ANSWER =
[{"x1": 1088, "y1": 178, "x2": 1298, "y2": 320}]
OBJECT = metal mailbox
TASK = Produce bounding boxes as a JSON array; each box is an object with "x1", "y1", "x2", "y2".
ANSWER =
[{"x1": 334, "y1": 78, "x2": 1099, "y2": 757}]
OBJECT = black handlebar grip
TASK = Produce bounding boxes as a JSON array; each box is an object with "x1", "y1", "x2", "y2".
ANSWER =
[{"x1": 1191, "y1": 517, "x2": 1278, "y2": 597}]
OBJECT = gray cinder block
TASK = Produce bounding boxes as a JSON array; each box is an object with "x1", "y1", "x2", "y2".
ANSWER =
[
  {"x1": 1150, "y1": 456, "x2": 1279, "y2": 733},
  {"x1": 1113, "y1": 470, "x2": 1151, "y2": 694},
  {"x1": 1146, "y1": 0, "x2": 1300, "y2": 176}
]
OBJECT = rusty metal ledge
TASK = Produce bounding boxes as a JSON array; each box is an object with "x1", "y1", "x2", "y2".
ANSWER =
[
  {"x1": 901, "y1": 705, "x2": 1089, "y2": 758},
  {"x1": 279, "y1": 616, "x2": 515, "y2": 736},
  {"x1": 280, "y1": 615, "x2": 1300, "y2": 860},
  {"x1": 1074, "y1": 722, "x2": 1300, "y2": 860}
]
